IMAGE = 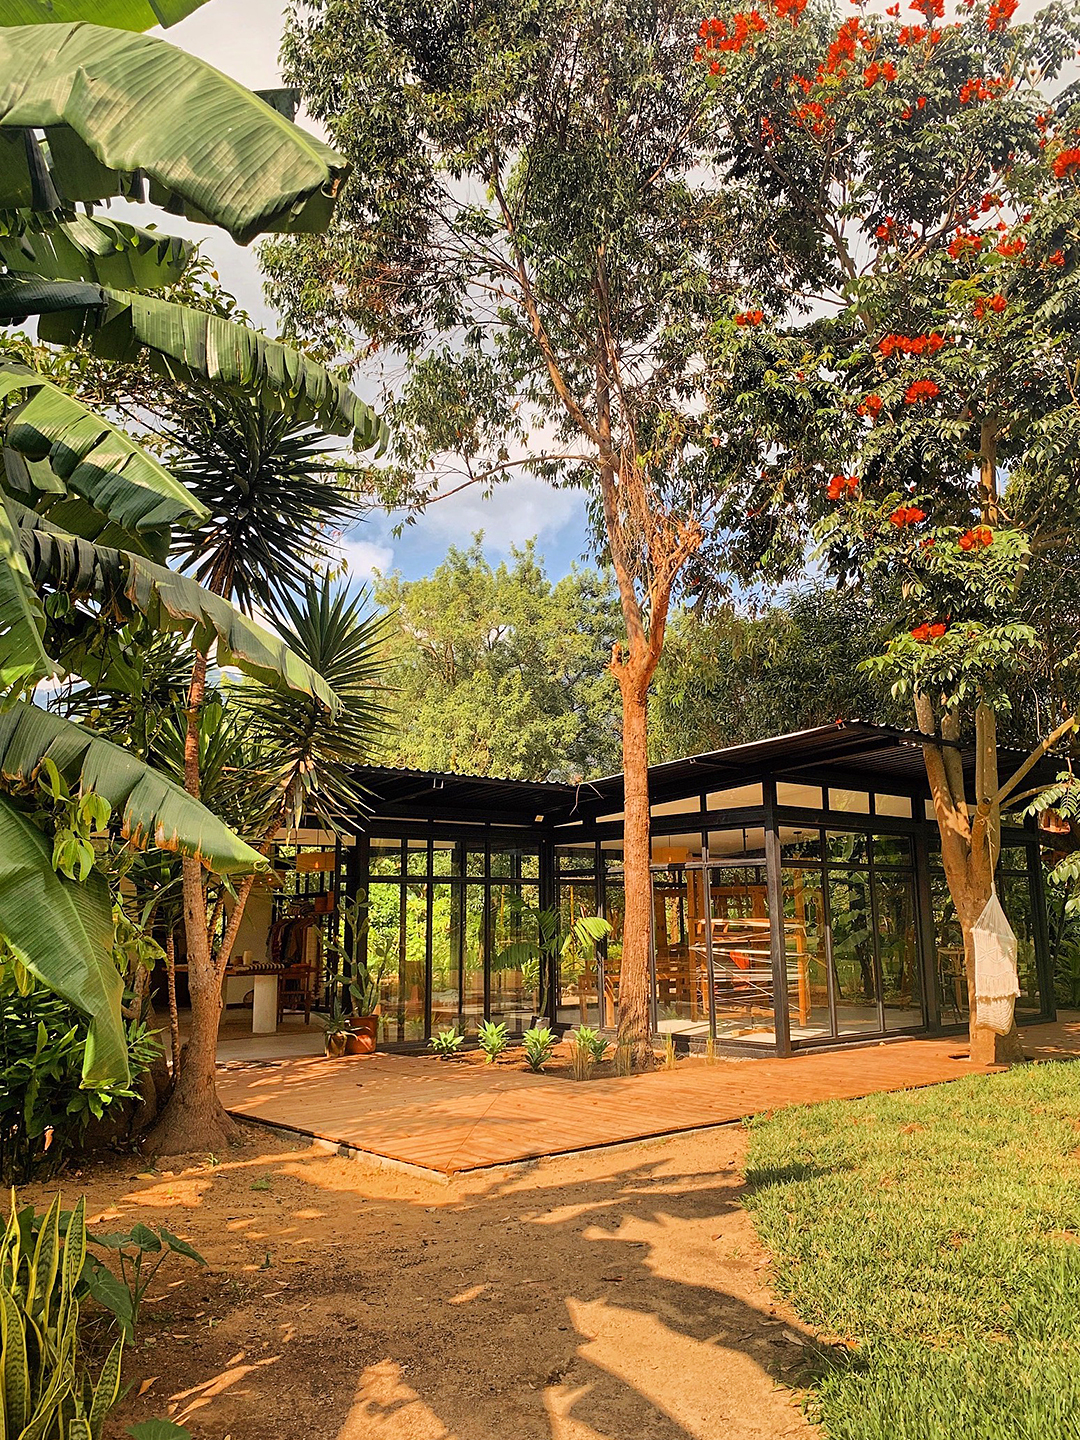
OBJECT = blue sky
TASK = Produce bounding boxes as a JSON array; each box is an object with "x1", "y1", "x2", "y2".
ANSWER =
[{"x1": 136, "y1": 0, "x2": 593, "y2": 586}]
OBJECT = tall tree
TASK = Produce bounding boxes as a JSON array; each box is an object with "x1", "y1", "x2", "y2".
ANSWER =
[
  {"x1": 693, "y1": 0, "x2": 1080, "y2": 1059},
  {"x1": 265, "y1": 0, "x2": 767, "y2": 1065},
  {"x1": 374, "y1": 539, "x2": 622, "y2": 780}
]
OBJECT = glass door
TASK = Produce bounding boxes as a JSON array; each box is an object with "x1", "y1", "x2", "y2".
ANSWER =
[{"x1": 651, "y1": 864, "x2": 712, "y2": 1039}]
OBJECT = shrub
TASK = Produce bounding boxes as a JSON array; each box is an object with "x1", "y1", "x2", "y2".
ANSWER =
[
  {"x1": 568, "y1": 1025, "x2": 608, "y2": 1080},
  {"x1": 522, "y1": 1025, "x2": 556, "y2": 1072},
  {"x1": 429, "y1": 1026, "x2": 464, "y2": 1059},
  {"x1": 477, "y1": 1019, "x2": 509, "y2": 1063},
  {"x1": 0, "y1": 974, "x2": 161, "y2": 1184}
]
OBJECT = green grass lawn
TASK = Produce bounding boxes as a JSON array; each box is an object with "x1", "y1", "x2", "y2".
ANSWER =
[{"x1": 743, "y1": 1061, "x2": 1080, "y2": 1440}]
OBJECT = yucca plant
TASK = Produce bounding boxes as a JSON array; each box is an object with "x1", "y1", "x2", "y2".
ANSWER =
[{"x1": 0, "y1": 1193, "x2": 123, "y2": 1440}]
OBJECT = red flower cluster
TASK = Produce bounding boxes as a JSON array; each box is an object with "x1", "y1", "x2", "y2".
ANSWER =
[
  {"x1": 986, "y1": 0, "x2": 1016, "y2": 29},
  {"x1": 735, "y1": 309, "x2": 765, "y2": 325},
  {"x1": 973, "y1": 293, "x2": 1007, "y2": 318},
  {"x1": 904, "y1": 380, "x2": 940, "y2": 403},
  {"x1": 897, "y1": 24, "x2": 941, "y2": 43},
  {"x1": 1048, "y1": 248, "x2": 1066, "y2": 265},
  {"x1": 890, "y1": 504, "x2": 926, "y2": 526},
  {"x1": 910, "y1": 0, "x2": 943, "y2": 16},
  {"x1": 1053, "y1": 147, "x2": 1080, "y2": 178},
  {"x1": 959, "y1": 76, "x2": 1010, "y2": 103},
  {"x1": 879, "y1": 332, "x2": 946, "y2": 356},
  {"x1": 900, "y1": 96, "x2": 928, "y2": 118},
  {"x1": 876, "y1": 216, "x2": 896, "y2": 240},
  {"x1": 948, "y1": 230, "x2": 984, "y2": 259},
  {"x1": 774, "y1": 0, "x2": 809, "y2": 18},
  {"x1": 794, "y1": 100, "x2": 832, "y2": 134},
  {"x1": 958, "y1": 525, "x2": 993, "y2": 550},
  {"x1": 827, "y1": 474, "x2": 859, "y2": 499},
  {"x1": 863, "y1": 60, "x2": 898, "y2": 86},
  {"x1": 911, "y1": 621, "x2": 947, "y2": 641},
  {"x1": 696, "y1": 10, "x2": 767, "y2": 55},
  {"x1": 857, "y1": 393, "x2": 884, "y2": 416},
  {"x1": 824, "y1": 17, "x2": 871, "y2": 75},
  {"x1": 995, "y1": 235, "x2": 1026, "y2": 257}
]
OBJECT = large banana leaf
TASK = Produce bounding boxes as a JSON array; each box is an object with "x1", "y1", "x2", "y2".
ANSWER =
[
  {"x1": 0, "y1": 0, "x2": 210, "y2": 28},
  {"x1": 0, "y1": 794, "x2": 126, "y2": 1085},
  {"x1": 16, "y1": 506, "x2": 342, "y2": 712},
  {"x1": 0, "y1": 491, "x2": 52, "y2": 692},
  {"x1": 0, "y1": 362, "x2": 208, "y2": 530},
  {"x1": 37, "y1": 288, "x2": 388, "y2": 450},
  {"x1": 0, "y1": 272, "x2": 104, "y2": 320},
  {"x1": 0, "y1": 23, "x2": 349, "y2": 243},
  {"x1": 0, "y1": 700, "x2": 268, "y2": 874},
  {"x1": 0, "y1": 215, "x2": 192, "y2": 290}
]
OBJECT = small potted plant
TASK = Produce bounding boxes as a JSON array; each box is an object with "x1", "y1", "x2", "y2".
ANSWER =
[{"x1": 324, "y1": 897, "x2": 381, "y2": 1054}]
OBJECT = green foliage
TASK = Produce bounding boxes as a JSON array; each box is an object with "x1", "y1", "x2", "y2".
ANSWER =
[
  {"x1": 0, "y1": 971, "x2": 160, "y2": 1183},
  {"x1": 568, "y1": 1023, "x2": 608, "y2": 1078},
  {"x1": 0, "y1": 1194, "x2": 123, "y2": 1440},
  {"x1": 428, "y1": 1026, "x2": 464, "y2": 1059},
  {"x1": 82, "y1": 1222, "x2": 205, "y2": 1342},
  {"x1": 522, "y1": 1025, "x2": 557, "y2": 1072},
  {"x1": 476, "y1": 1020, "x2": 509, "y2": 1063},
  {"x1": 744, "y1": 1063, "x2": 1080, "y2": 1440},
  {"x1": 373, "y1": 540, "x2": 621, "y2": 781}
]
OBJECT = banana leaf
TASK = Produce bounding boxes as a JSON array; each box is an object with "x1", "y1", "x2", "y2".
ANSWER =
[
  {"x1": 0, "y1": 491, "x2": 52, "y2": 692},
  {"x1": 0, "y1": 700, "x2": 268, "y2": 874},
  {"x1": 0, "y1": 272, "x2": 104, "y2": 321},
  {"x1": 0, "y1": 23, "x2": 349, "y2": 243},
  {"x1": 0, "y1": 362, "x2": 207, "y2": 531},
  {"x1": 0, "y1": 215, "x2": 192, "y2": 290},
  {"x1": 37, "y1": 288, "x2": 388, "y2": 450},
  {"x1": 15, "y1": 507, "x2": 342, "y2": 712},
  {"x1": 0, "y1": 0, "x2": 210, "y2": 28},
  {"x1": 0, "y1": 794, "x2": 126, "y2": 1085}
]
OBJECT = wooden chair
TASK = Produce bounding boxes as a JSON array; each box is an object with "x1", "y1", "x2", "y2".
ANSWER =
[{"x1": 277, "y1": 961, "x2": 318, "y2": 1023}]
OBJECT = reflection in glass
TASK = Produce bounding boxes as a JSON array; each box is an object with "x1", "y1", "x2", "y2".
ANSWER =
[
  {"x1": 828, "y1": 871, "x2": 880, "y2": 1033},
  {"x1": 707, "y1": 829, "x2": 766, "y2": 862},
  {"x1": 429, "y1": 883, "x2": 456, "y2": 1030},
  {"x1": 461, "y1": 883, "x2": 485, "y2": 1033},
  {"x1": 402, "y1": 882, "x2": 427, "y2": 1038},
  {"x1": 652, "y1": 832, "x2": 705, "y2": 864},
  {"x1": 782, "y1": 868, "x2": 830, "y2": 1038},
  {"x1": 931, "y1": 867, "x2": 967, "y2": 1023},
  {"x1": 406, "y1": 840, "x2": 428, "y2": 875},
  {"x1": 826, "y1": 831, "x2": 868, "y2": 866},
  {"x1": 369, "y1": 839, "x2": 402, "y2": 876},
  {"x1": 557, "y1": 881, "x2": 599, "y2": 1027},
  {"x1": 875, "y1": 869, "x2": 922, "y2": 1030},
  {"x1": 1000, "y1": 867, "x2": 1042, "y2": 1017},
  {"x1": 490, "y1": 883, "x2": 540, "y2": 1026},
  {"x1": 653, "y1": 866, "x2": 710, "y2": 1036},
  {"x1": 776, "y1": 782, "x2": 823, "y2": 809},
  {"x1": 603, "y1": 882, "x2": 624, "y2": 1028},
  {"x1": 874, "y1": 833, "x2": 913, "y2": 867},
  {"x1": 367, "y1": 882, "x2": 402, "y2": 1041},
  {"x1": 779, "y1": 826, "x2": 821, "y2": 862}
]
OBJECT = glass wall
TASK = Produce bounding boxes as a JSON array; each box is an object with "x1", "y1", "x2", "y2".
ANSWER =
[{"x1": 361, "y1": 836, "x2": 542, "y2": 1042}]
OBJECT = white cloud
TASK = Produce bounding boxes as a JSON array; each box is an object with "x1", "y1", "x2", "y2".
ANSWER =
[
  {"x1": 409, "y1": 475, "x2": 583, "y2": 555},
  {"x1": 336, "y1": 535, "x2": 395, "y2": 582}
]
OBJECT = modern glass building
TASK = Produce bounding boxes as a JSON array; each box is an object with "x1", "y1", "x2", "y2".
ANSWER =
[{"x1": 315, "y1": 722, "x2": 1055, "y2": 1055}]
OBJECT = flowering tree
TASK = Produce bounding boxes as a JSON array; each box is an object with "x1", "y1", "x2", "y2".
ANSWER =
[{"x1": 695, "y1": 0, "x2": 1080, "y2": 1060}]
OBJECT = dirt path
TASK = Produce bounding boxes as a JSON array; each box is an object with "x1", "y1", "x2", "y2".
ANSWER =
[{"x1": 25, "y1": 1125, "x2": 817, "y2": 1440}]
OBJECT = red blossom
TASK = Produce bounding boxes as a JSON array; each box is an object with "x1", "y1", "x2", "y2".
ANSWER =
[
  {"x1": 904, "y1": 380, "x2": 940, "y2": 404},
  {"x1": 928, "y1": 622, "x2": 947, "y2": 638},
  {"x1": 890, "y1": 504, "x2": 927, "y2": 526},
  {"x1": 826, "y1": 473, "x2": 860, "y2": 500},
  {"x1": 1048, "y1": 248, "x2": 1066, "y2": 265},
  {"x1": 958, "y1": 525, "x2": 993, "y2": 550},
  {"x1": 734, "y1": 308, "x2": 765, "y2": 325},
  {"x1": 1053, "y1": 147, "x2": 1080, "y2": 178},
  {"x1": 995, "y1": 235, "x2": 1026, "y2": 257},
  {"x1": 879, "y1": 332, "x2": 946, "y2": 356},
  {"x1": 973, "y1": 293, "x2": 1007, "y2": 318},
  {"x1": 987, "y1": 0, "x2": 1017, "y2": 29},
  {"x1": 857, "y1": 393, "x2": 884, "y2": 416}
]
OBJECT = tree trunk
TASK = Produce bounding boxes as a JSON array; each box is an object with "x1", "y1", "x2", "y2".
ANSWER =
[
  {"x1": 616, "y1": 675, "x2": 655, "y2": 1069},
  {"x1": 144, "y1": 650, "x2": 239, "y2": 1155}
]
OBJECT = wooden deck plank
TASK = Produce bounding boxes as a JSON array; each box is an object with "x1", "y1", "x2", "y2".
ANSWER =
[{"x1": 216, "y1": 1016, "x2": 1080, "y2": 1175}]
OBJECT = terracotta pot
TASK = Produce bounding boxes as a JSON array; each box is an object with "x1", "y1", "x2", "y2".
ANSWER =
[{"x1": 344, "y1": 1014, "x2": 378, "y2": 1056}]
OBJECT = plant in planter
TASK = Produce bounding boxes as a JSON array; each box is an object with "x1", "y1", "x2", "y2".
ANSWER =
[
  {"x1": 568, "y1": 1024, "x2": 609, "y2": 1081},
  {"x1": 522, "y1": 1025, "x2": 557, "y2": 1073},
  {"x1": 429, "y1": 1026, "x2": 464, "y2": 1059},
  {"x1": 323, "y1": 896, "x2": 383, "y2": 1054},
  {"x1": 477, "y1": 1019, "x2": 509, "y2": 1063}
]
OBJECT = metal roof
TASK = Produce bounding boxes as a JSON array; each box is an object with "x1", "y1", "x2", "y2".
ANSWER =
[{"x1": 354, "y1": 722, "x2": 1064, "y2": 828}]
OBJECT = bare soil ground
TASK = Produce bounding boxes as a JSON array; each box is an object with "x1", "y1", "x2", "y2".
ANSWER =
[{"x1": 23, "y1": 1123, "x2": 817, "y2": 1440}]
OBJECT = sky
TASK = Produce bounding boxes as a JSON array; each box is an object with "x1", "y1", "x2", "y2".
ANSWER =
[{"x1": 131, "y1": 0, "x2": 593, "y2": 587}]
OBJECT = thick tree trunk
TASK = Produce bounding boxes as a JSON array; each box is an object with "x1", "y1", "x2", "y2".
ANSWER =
[
  {"x1": 616, "y1": 678, "x2": 655, "y2": 1069},
  {"x1": 145, "y1": 650, "x2": 238, "y2": 1155}
]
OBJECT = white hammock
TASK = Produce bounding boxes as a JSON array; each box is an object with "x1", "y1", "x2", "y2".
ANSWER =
[{"x1": 972, "y1": 892, "x2": 1020, "y2": 1035}]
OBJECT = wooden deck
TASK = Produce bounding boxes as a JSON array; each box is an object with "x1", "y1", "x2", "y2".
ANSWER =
[{"x1": 216, "y1": 1015, "x2": 1080, "y2": 1176}]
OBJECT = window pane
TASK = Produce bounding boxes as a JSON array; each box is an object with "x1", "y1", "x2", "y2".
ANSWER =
[
  {"x1": 875, "y1": 870, "x2": 922, "y2": 1030},
  {"x1": 931, "y1": 869, "x2": 967, "y2": 1024},
  {"x1": 406, "y1": 839, "x2": 429, "y2": 875},
  {"x1": 710, "y1": 863, "x2": 774, "y2": 1041},
  {"x1": 654, "y1": 866, "x2": 710, "y2": 1038},
  {"x1": 402, "y1": 882, "x2": 427, "y2": 1039},
  {"x1": 490, "y1": 883, "x2": 539, "y2": 1028},
  {"x1": 777, "y1": 782, "x2": 823, "y2": 809},
  {"x1": 875, "y1": 793, "x2": 913, "y2": 818},
  {"x1": 432, "y1": 841, "x2": 458, "y2": 877},
  {"x1": 556, "y1": 842, "x2": 596, "y2": 875},
  {"x1": 782, "y1": 868, "x2": 830, "y2": 1040},
  {"x1": 430, "y1": 883, "x2": 457, "y2": 1032},
  {"x1": 826, "y1": 831, "x2": 868, "y2": 865},
  {"x1": 706, "y1": 783, "x2": 763, "y2": 810},
  {"x1": 461, "y1": 884, "x2": 486, "y2": 1033},
  {"x1": 557, "y1": 881, "x2": 599, "y2": 1027},
  {"x1": 653, "y1": 832, "x2": 705, "y2": 864},
  {"x1": 828, "y1": 788, "x2": 870, "y2": 815},
  {"x1": 779, "y1": 825, "x2": 821, "y2": 862},
  {"x1": 366, "y1": 883, "x2": 402, "y2": 1041},
  {"x1": 467, "y1": 849, "x2": 486, "y2": 878},
  {"x1": 707, "y1": 828, "x2": 766, "y2": 862},
  {"x1": 602, "y1": 882, "x2": 624, "y2": 1029},
  {"x1": 369, "y1": 839, "x2": 402, "y2": 876},
  {"x1": 828, "y1": 871, "x2": 880, "y2": 1034},
  {"x1": 652, "y1": 796, "x2": 701, "y2": 816},
  {"x1": 873, "y1": 833, "x2": 913, "y2": 867},
  {"x1": 1000, "y1": 870, "x2": 1042, "y2": 1017}
]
